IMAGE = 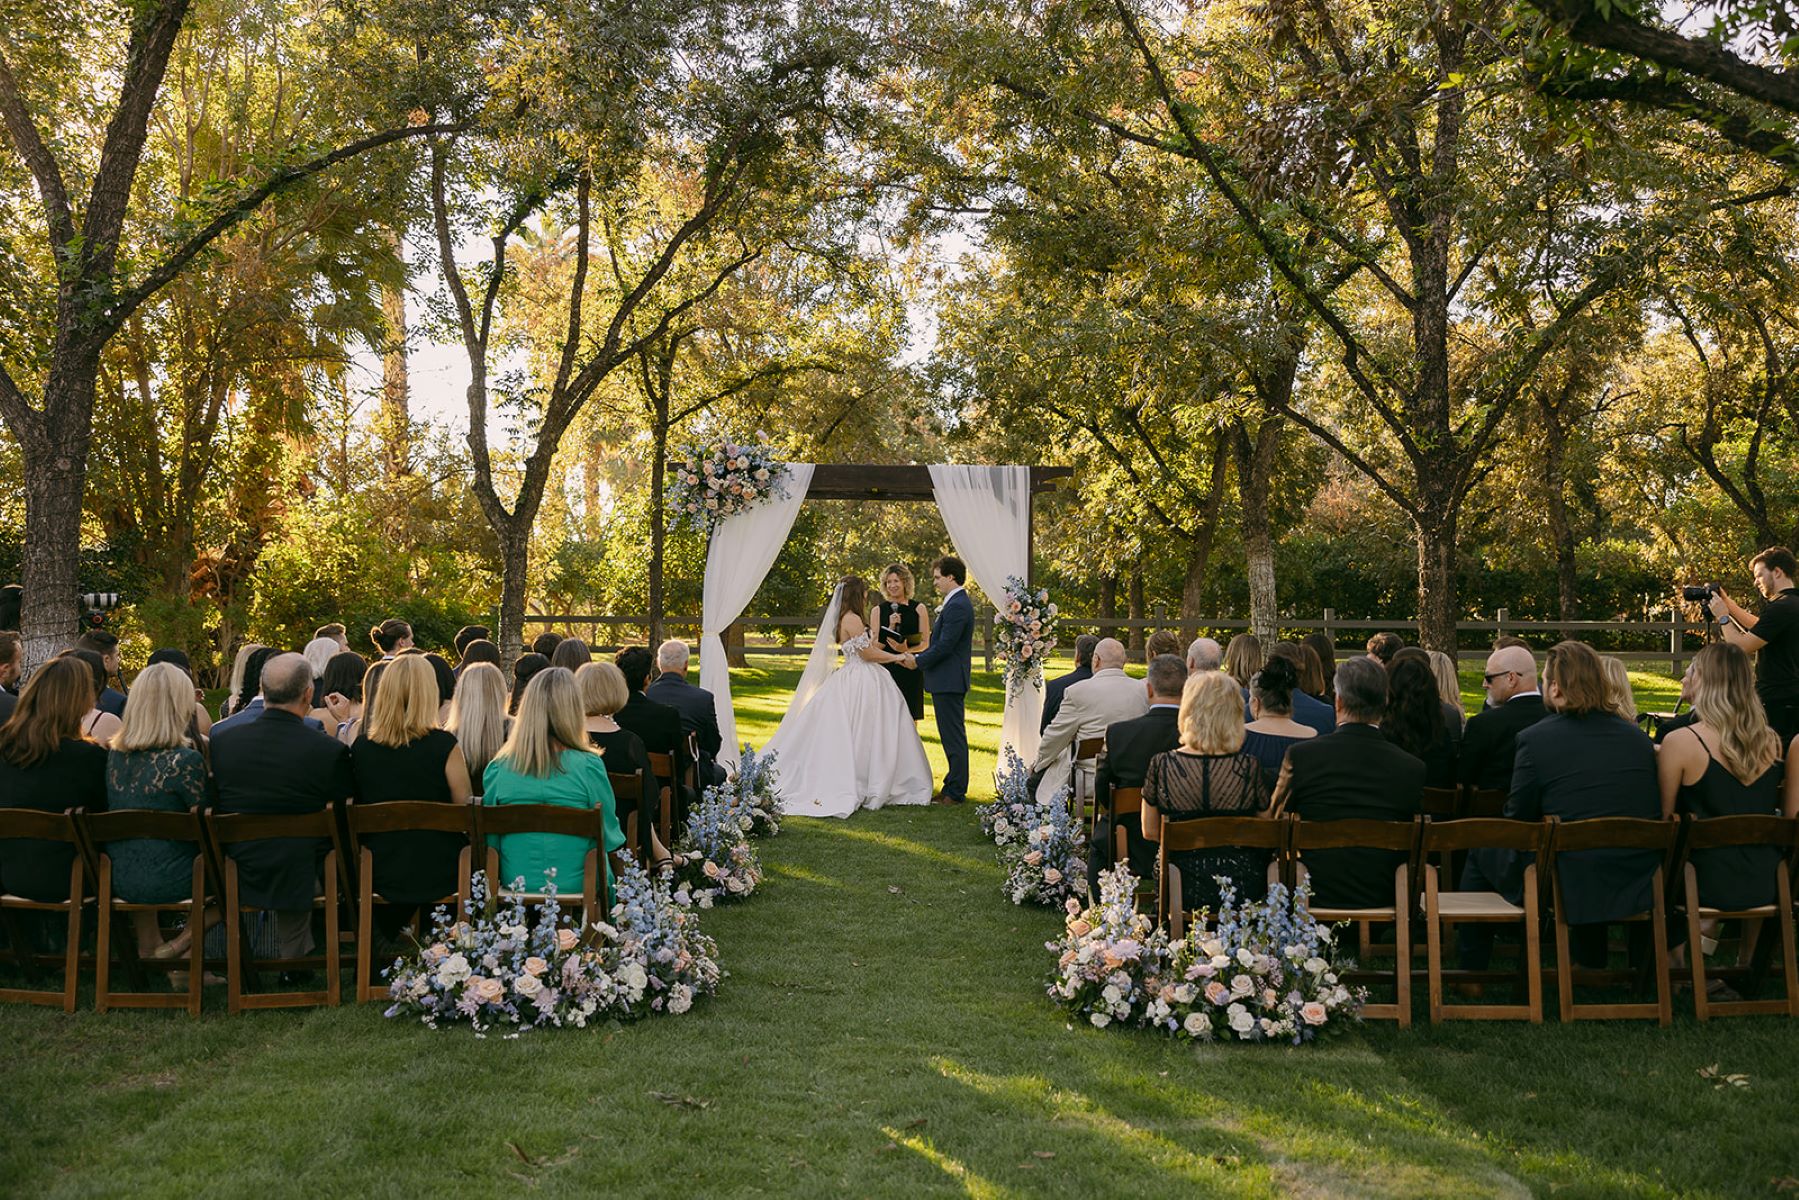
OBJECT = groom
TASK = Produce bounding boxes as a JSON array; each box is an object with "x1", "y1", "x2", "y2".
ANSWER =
[{"x1": 914, "y1": 555, "x2": 973, "y2": 804}]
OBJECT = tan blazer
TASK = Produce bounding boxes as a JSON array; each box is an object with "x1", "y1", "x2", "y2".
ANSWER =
[{"x1": 1032, "y1": 668, "x2": 1149, "y2": 802}]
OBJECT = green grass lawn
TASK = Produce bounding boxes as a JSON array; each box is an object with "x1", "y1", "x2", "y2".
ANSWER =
[{"x1": 5, "y1": 656, "x2": 1789, "y2": 1199}]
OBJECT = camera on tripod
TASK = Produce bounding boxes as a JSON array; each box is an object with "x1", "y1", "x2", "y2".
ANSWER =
[
  {"x1": 80, "y1": 592, "x2": 121, "y2": 630},
  {"x1": 1682, "y1": 583, "x2": 1719, "y2": 604}
]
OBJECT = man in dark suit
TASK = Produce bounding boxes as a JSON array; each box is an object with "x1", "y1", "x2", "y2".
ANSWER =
[
  {"x1": 646, "y1": 639, "x2": 725, "y2": 787},
  {"x1": 210, "y1": 653, "x2": 354, "y2": 958},
  {"x1": 1457, "y1": 645, "x2": 1547, "y2": 791},
  {"x1": 0, "y1": 632, "x2": 19, "y2": 720},
  {"x1": 1041, "y1": 634, "x2": 1098, "y2": 733},
  {"x1": 1271, "y1": 656, "x2": 1424, "y2": 909},
  {"x1": 1087, "y1": 654, "x2": 1185, "y2": 891},
  {"x1": 615, "y1": 644, "x2": 693, "y2": 819},
  {"x1": 211, "y1": 648, "x2": 327, "y2": 739},
  {"x1": 914, "y1": 555, "x2": 974, "y2": 804}
]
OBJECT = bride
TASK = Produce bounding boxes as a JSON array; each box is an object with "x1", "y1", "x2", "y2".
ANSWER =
[{"x1": 764, "y1": 575, "x2": 935, "y2": 818}]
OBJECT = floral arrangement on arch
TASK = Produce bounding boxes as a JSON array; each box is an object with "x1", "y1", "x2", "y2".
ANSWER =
[
  {"x1": 671, "y1": 791, "x2": 763, "y2": 905},
  {"x1": 667, "y1": 433, "x2": 791, "y2": 532},
  {"x1": 1048, "y1": 866, "x2": 1363, "y2": 1044},
  {"x1": 383, "y1": 866, "x2": 720, "y2": 1034},
  {"x1": 713, "y1": 744, "x2": 782, "y2": 838},
  {"x1": 982, "y1": 748, "x2": 1085, "y2": 908},
  {"x1": 993, "y1": 575, "x2": 1058, "y2": 692}
]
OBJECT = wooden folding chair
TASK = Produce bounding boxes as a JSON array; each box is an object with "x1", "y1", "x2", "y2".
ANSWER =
[
  {"x1": 76, "y1": 808, "x2": 212, "y2": 1017},
  {"x1": 1419, "y1": 816, "x2": 1547, "y2": 1023},
  {"x1": 1289, "y1": 816, "x2": 1422, "y2": 1027},
  {"x1": 1154, "y1": 816, "x2": 1289, "y2": 938},
  {"x1": 0, "y1": 807, "x2": 89, "y2": 1012},
  {"x1": 345, "y1": 800, "x2": 477, "y2": 1003},
  {"x1": 1674, "y1": 814, "x2": 1799, "y2": 1020},
  {"x1": 480, "y1": 803, "x2": 610, "y2": 930},
  {"x1": 1463, "y1": 787, "x2": 1509, "y2": 818},
  {"x1": 608, "y1": 769, "x2": 655, "y2": 864},
  {"x1": 1545, "y1": 815, "x2": 1677, "y2": 1026},
  {"x1": 1071, "y1": 737, "x2": 1106, "y2": 831},
  {"x1": 646, "y1": 753, "x2": 679, "y2": 848},
  {"x1": 1421, "y1": 787, "x2": 1459, "y2": 818},
  {"x1": 204, "y1": 805, "x2": 346, "y2": 1014}
]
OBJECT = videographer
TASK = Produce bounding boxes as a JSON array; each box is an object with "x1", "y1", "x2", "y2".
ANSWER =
[{"x1": 1707, "y1": 546, "x2": 1799, "y2": 746}]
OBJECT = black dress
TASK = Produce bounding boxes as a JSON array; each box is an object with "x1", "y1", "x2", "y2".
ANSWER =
[
  {"x1": 1143, "y1": 750, "x2": 1271, "y2": 913},
  {"x1": 0, "y1": 739, "x2": 108, "y2": 901},
  {"x1": 875, "y1": 600, "x2": 926, "y2": 720},
  {"x1": 1676, "y1": 733, "x2": 1785, "y2": 910},
  {"x1": 350, "y1": 729, "x2": 463, "y2": 905},
  {"x1": 590, "y1": 726, "x2": 655, "y2": 844}
]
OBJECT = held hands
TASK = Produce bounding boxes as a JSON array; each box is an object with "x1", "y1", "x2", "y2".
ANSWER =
[{"x1": 898, "y1": 652, "x2": 917, "y2": 670}]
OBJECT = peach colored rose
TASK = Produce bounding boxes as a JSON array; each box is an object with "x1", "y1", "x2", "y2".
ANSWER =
[
  {"x1": 522, "y1": 956, "x2": 548, "y2": 977},
  {"x1": 1301, "y1": 1001, "x2": 1328, "y2": 1026},
  {"x1": 1068, "y1": 919, "x2": 1092, "y2": 938},
  {"x1": 556, "y1": 928, "x2": 579, "y2": 952}
]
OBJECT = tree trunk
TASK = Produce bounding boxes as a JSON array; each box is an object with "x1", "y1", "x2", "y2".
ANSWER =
[
  {"x1": 1127, "y1": 565, "x2": 1146, "y2": 663},
  {"x1": 1540, "y1": 416, "x2": 1579, "y2": 622},
  {"x1": 1233, "y1": 420, "x2": 1282, "y2": 642},
  {"x1": 1178, "y1": 436, "x2": 1231, "y2": 637},
  {"x1": 1098, "y1": 573, "x2": 1118, "y2": 643},
  {"x1": 725, "y1": 621, "x2": 746, "y2": 667},
  {"x1": 379, "y1": 228, "x2": 410, "y2": 478},
  {"x1": 496, "y1": 522, "x2": 531, "y2": 668},
  {"x1": 1414, "y1": 505, "x2": 1459, "y2": 654},
  {"x1": 648, "y1": 423, "x2": 669, "y2": 649},
  {"x1": 19, "y1": 440, "x2": 88, "y2": 668}
]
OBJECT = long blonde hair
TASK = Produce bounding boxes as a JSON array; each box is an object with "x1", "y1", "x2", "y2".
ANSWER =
[
  {"x1": 446, "y1": 663, "x2": 508, "y2": 781},
  {"x1": 1179, "y1": 669, "x2": 1247, "y2": 754},
  {"x1": 1600, "y1": 656, "x2": 1636, "y2": 722},
  {"x1": 494, "y1": 666, "x2": 594, "y2": 779},
  {"x1": 1690, "y1": 643, "x2": 1782, "y2": 784},
  {"x1": 363, "y1": 654, "x2": 440, "y2": 746},
  {"x1": 1222, "y1": 634, "x2": 1263, "y2": 688},
  {"x1": 575, "y1": 661, "x2": 629, "y2": 717},
  {"x1": 1427, "y1": 650, "x2": 1465, "y2": 720},
  {"x1": 113, "y1": 663, "x2": 195, "y2": 752}
]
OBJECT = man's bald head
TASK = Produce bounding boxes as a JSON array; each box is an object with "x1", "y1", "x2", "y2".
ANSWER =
[
  {"x1": 1483, "y1": 645, "x2": 1537, "y2": 704},
  {"x1": 261, "y1": 652, "x2": 316, "y2": 710},
  {"x1": 1093, "y1": 638, "x2": 1127, "y2": 670}
]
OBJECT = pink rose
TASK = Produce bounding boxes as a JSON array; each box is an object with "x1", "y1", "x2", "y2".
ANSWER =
[
  {"x1": 470, "y1": 977, "x2": 505, "y2": 1005},
  {"x1": 1301, "y1": 1001, "x2": 1328, "y2": 1026},
  {"x1": 703, "y1": 860, "x2": 721, "y2": 879},
  {"x1": 556, "y1": 928, "x2": 579, "y2": 952},
  {"x1": 522, "y1": 956, "x2": 548, "y2": 977},
  {"x1": 1204, "y1": 981, "x2": 1228, "y2": 1005},
  {"x1": 1068, "y1": 919, "x2": 1092, "y2": 937}
]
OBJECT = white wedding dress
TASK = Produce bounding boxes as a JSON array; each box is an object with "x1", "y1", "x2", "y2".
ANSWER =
[{"x1": 764, "y1": 627, "x2": 934, "y2": 818}]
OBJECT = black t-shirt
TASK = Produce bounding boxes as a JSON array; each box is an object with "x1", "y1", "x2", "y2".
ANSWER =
[{"x1": 1752, "y1": 587, "x2": 1799, "y2": 705}]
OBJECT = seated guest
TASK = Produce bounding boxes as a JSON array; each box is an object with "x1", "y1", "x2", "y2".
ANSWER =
[
  {"x1": 453, "y1": 625, "x2": 491, "y2": 660},
  {"x1": 351, "y1": 655, "x2": 473, "y2": 917},
  {"x1": 146, "y1": 647, "x2": 213, "y2": 738},
  {"x1": 579, "y1": 661, "x2": 671, "y2": 865},
  {"x1": 65, "y1": 649, "x2": 123, "y2": 742},
  {"x1": 1259, "y1": 642, "x2": 1335, "y2": 734},
  {"x1": 209, "y1": 653, "x2": 354, "y2": 958},
  {"x1": 1462, "y1": 640, "x2": 1660, "y2": 970},
  {"x1": 1242, "y1": 655, "x2": 1317, "y2": 790},
  {"x1": 1383, "y1": 651, "x2": 1456, "y2": 788},
  {"x1": 1145, "y1": 630, "x2": 1183, "y2": 661},
  {"x1": 1222, "y1": 634, "x2": 1262, "y2": 688},
  {"x1": 1657, "y1": 643, "x2": 1789, "y2": 921},
  {"x1": 455, "y1": 638, "x2": 503, "y2": 678},
  {"x1": 105, "y1": 663, "x2": 214, "y2": 957},
  {"x1": 1366, "y1": 632, "x2": 1403, "y2": 667},
  {"x1": 1292, "y1": 642, "x2": 1327, "y2": 706},
  {"x1": 483, "y1": 667, "x2": 625, "y2": 899},
  {"x1": 0, "y1": 631, "x2": 21, "y2": 722},
  {"x1": 614, "y1": 646, "x2": 683, "y2": 764},
  {"x1": 370, "y1": 618, "x2": 413, "y2": 660},
  {"x1": 550, "y1": 637, "x2": 592, "y2": 673},
  {"x1": 447, "y1": 662, "x2": 510, "y2": 786},
  {"x1": 510, "y1": 653, "x2": 550, "y2": 716},
  {"x1": 1601, "y1": 655, "x2": 1637, "y2": 722},
  {"x1": 1652, "y1": 660, "x2": 1700, "y2": 744},
  {"x1": 1033, "y1": 637, "x2": 1148, "y2": 802},
  {"x1": 1271, "y1": 656, "x2": 1424, "y2": 908},
  {"x1": 1185, "y1": 637, "x2": 1222, "y2": 675},
  {"x1": 1042, "y1": 634, "x2": 1099, "y2": 733},
  {"x1": 76, "y1": 630, "x2": 128, "y2": 717},
  {"x1": 1088, "y1": 654, "x2": 1185, "y2": 890},
  {"x1": 301, "y1": 637, "x2": 339, "y2": 705},
  {"x1": 1427, "y1": 649, "x2": 1466, "y2": 735},
  {"x1": 316, "y1": 651, "x2": 369, "y2": 745},
  {"x1": 213, "y1": 648, "x2": 326, "y2": 738},
  {"x1": 424, "y1": 653, "x2": 457, "y2": 724},
  {"x1": 0, "y1": 656, "x2": 108, "y2": 902},
  {"x1": 531, "y1": 630, "x2": 565, "y2": 659},
  {"x1": 1301, "y1": 633, "x2": 1337, "y2": 703},
  {"x1": 220, "y1": 643, "x2": 268, "y2": 718},
  {"x1": 646, "y1": 640, "x2": 726, "y2": 787},
  {"x1": 314, "y1": 623, "x2": 349, "y2": 653},
  {"x1": 1456, "y1": 644, "x2": 1546, "y2": 791},
  {"x1": 1142, "y1": 669, "x2": 1273, "y2": 913}
]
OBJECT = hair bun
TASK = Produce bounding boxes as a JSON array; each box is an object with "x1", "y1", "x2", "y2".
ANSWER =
[{"x1": 1257, "y1": 655, "x2": 1298, "y2": 694}]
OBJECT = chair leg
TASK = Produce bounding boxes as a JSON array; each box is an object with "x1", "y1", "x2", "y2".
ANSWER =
[
  {"x1": 187, "y1": 857, "x2": 205, "y2": 1018},
  {"x1": 1650, "y1": 869, "x2": 1672, "y2": 1027},
  {"x1": 226, "y1": 862, "x2": 243, "y2": 1017},
  {"x1": 1523, "y1": 867, "x2": 1542, "y2": 1024},
  {"x1": 1554, "y1": 888, "x2": 1574, "y2": 1024},
  {"x1": 62, "y1": 859, "x2": 83, "y2": 1014},
  {"x1": 357, "y1": 850, "x2": 374, "y2": 1003},
  {"x1": 1686, "y1": 866, "x2": 1709, "y2": 1022},
  {"x1": 1425, "y1": 866, "x2": 1443, "y2": 1025},
  {"x1": 95, "y1": 860, "x2": 113, "y2": 1015},
  {"x1": 1394, "y1": 866, "x2": 1411, "y2": 1029},
  {"x1": 324, "y1": 852, "x2": 341, "y2": 1007},
  {"x1": 1779, "y1": 871, "x2": 1799, "y2": 1019}
]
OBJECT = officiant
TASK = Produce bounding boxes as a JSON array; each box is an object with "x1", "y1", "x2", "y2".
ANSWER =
[{"x1": 876, "y1": 563, "x2": 931, "y2": 721}]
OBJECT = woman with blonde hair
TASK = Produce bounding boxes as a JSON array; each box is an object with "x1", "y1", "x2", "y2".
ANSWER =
[
  {"x1": 1600, "y1": 656, "x2": 1637, "y2": 722},
  {"x1": 106, "y1": 663, "x2": 216, "y2": 959},
  {"x1": 875, "y1": 563, "x2": 931, "y2": 721},
  {"x1": 1426, "y1": 650, "x2": 1466, "y2": 731},
  {"x1": 1141, "y1": 669, "x2": 1272, "y2": 913},
  {"x1": 351, "y1": 655, "x2": 473, "y2": 917},
  {"x1": 446, "y1": 662, "x2": 509, "y2": 785},
  {"x1": 1222, "y1": 633, "x2": 1263, "y2": 688},
  {"x1": 0, "y1": 657, "x2": 108, "y2": 902},
  {"x1": 483, "y1": 666, "x2": 625, "y2": 898},
  {"x1": 1658, "y1": 643, "x2": 1789, "y2": 928},
  {"x1": 577, "y1": 661, "x2": 670, "y2": 866}
]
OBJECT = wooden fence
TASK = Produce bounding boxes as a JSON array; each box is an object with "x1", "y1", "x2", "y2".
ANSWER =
[{"x1": 526, "y1": 605, "x2": 1714, "y2": 675}]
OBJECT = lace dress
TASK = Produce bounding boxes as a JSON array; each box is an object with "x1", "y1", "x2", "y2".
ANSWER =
[
  {"x1": 763, "y1": 629, "x2": 934, "y2": 818},
  {"x1": 1143, "y1": 750, "x2": 1271, "y2": 913},
  {"x1": 105, "y1": 747, "x2": 210, "y2": 904}
]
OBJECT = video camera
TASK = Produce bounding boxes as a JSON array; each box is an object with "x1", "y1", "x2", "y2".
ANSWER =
[
  {"x1": 80, "y1": 592, "x2": 121, "y2": 631},
  {"x1": 1681, "y1": 583, "x2": 1719, "y2": 604}
]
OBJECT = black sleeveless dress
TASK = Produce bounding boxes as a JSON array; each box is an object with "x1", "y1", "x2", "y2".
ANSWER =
[
  {"x1": 1676, "y1": 731, "x2": 1785, "y2": 910},
  {"x1": 875, "y1": 600, "x2": 926, "y2": 720}
]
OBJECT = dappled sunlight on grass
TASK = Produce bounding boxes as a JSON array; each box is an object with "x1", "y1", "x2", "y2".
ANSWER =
[
  {"x1": 880, "y1": 1126, "x2": 1025, "y2": 1200},
  {"x1": 765, "y1": 862, "x2": 848, "y2": 889},
  {"x1": 807, "y1": 822, "x2": 997, "y2": 874}
]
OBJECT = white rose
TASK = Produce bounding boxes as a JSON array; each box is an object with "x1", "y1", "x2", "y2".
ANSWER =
[
  {"x1": 668, "y1": 985, "x2": 693, "y2": 1015},
  {"x1": 1183, "y1": 1011, "x2": 1211, "y2": 1037},
  {"x1": 1305, "y1": 957, "x2": 1329, "y2": 975},
  {"x1": 1102, "y1": 984, "x2": 1122, "y2": 1004},
  {"x1": 1200, "y1": 939, "x2": 1224, "y2": 957},
  {"x1": 1090, "y1": 1012, "x2": 1110, "y2": 1028},
  {"x1": 1173, "y1": 984, "x2": 1195, "y2": 1004},
  {"x1": 1236, "y1": 948, "x2": 1256, "y2": 967},
  {"x1": 1210, "y1": 954, "x2": 1231, "y2": 971},
  {"x1": 1230, "y1": 974, "x2": 1254, "y2": 997},
  {"x1": 514, "y1": 973, "x2": 543, "y2": 997},
  {"x1": 436, "y1": 953, "x2": 471, "y2": 985},
  {"x1": 1228, "y1": 1007, "x2": 1255, "y2": 1034}
]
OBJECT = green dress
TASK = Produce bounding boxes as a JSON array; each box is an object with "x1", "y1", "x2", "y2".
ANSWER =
[
  {"x1": 105, "y1": 747, "x2": 211, "y2": 904},
  {"x1": 483, "y1": 748, "x2": 624, "y2": 901}
]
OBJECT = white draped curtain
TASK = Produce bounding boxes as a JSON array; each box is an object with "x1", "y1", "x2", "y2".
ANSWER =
[
  {"x1": 928, "y1": 464, "x2": 1040, "y2": 764},
  {"x1": 701, "y1": 463, "x2": 815, "y2": 768}
]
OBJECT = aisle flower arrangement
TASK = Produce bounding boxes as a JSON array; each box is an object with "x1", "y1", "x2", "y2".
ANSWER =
[
  {"x1": 714, "y1": 744, "x2": 782, "y2": 838},
  {"x1": 672, "y1": 792, "x2": 763, "y2": 905},
  {"x1": 383, "y1": 866, "x2": 720, "y2": 1034},
  {"x1": 667, "y1": 433, "x2": 791, "y2": 532},
  {"x1": 1048, "y1": 868, "x2": 1364, "y2": 1044},
  {"x1": 992, "y1": 575, "x2": 1059, "y2": 691},
  {"x1": 982, "y1": 749, "x2": 1085, "y2": 907}
]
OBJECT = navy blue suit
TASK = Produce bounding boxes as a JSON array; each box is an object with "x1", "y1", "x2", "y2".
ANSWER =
[{"x1": 915, "y1": 588, "x2": 974, "y2": 801}]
